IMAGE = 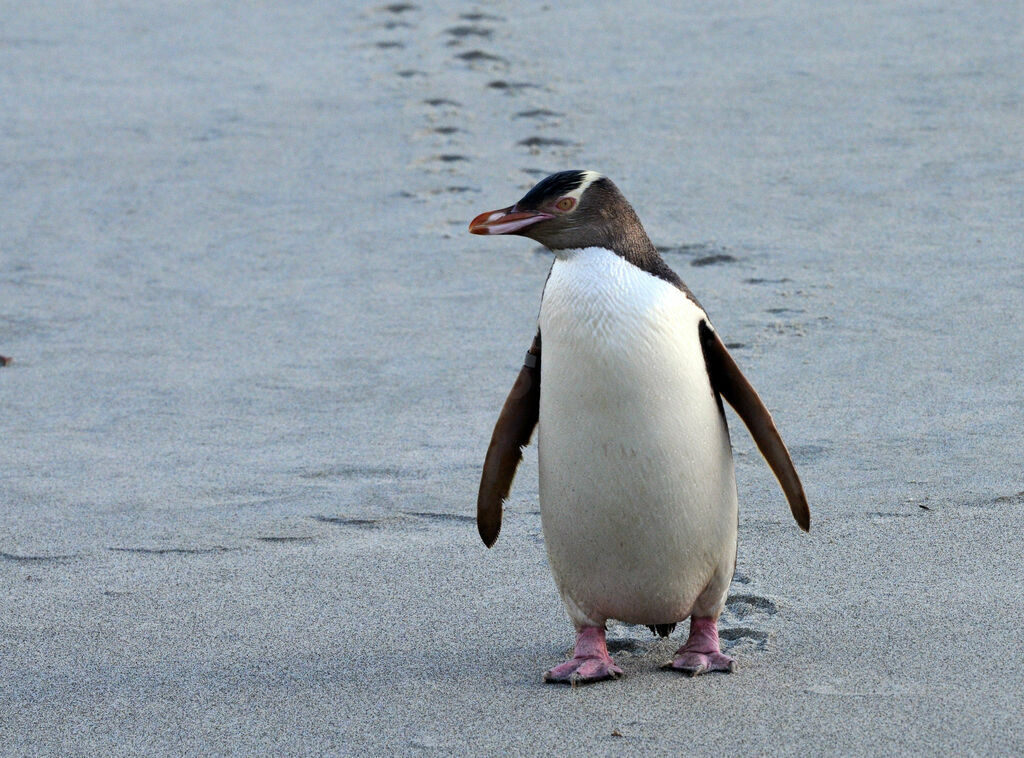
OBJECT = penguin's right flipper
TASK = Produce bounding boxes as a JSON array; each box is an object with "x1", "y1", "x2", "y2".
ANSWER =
[{"x1": 477, "y1": 331, "x2": 542, "y2": 547}]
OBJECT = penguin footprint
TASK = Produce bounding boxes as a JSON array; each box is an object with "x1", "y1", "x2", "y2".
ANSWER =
[{"x1": 720, "y1": 592, "x2": 777, "y2": 652}]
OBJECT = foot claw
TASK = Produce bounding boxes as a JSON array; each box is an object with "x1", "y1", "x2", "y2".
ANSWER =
[
  {"x1": 544, "y1": 657, "x2": 622, "y2": 684},
  {"x1": 665, "y1": 650, "x2": 735, "y2": 676}
]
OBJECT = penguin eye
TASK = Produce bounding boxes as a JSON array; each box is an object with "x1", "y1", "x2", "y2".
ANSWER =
[{"x1": 555, "y1": 197, "x2": 576, "y2": 212}]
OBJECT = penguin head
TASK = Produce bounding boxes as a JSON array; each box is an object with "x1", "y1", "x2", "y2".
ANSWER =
[{"x1": 469, "y1": 170, "x2": 643, "y2": 252}]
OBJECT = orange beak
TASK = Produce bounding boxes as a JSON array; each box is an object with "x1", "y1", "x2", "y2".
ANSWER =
[{"x1": 469, "y1": 206, "x2": 553, "y2": 235}]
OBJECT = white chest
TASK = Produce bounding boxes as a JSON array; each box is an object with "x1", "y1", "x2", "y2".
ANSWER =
[
  {"x1": 536, "y1": 247, "x2": 738, "y2": 626},
  {"x1": 538, "y1": 247, "x2": 712, "y2": 415}
]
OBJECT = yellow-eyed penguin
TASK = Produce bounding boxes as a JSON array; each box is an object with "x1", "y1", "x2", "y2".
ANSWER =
[{"x1": 469, "y1": 170, "x2": 810, "y2": 684}]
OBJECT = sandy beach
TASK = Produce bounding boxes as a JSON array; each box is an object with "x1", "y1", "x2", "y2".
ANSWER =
[{"x1": 2, "y1": 1, "x2": 1022, "y2": 754}]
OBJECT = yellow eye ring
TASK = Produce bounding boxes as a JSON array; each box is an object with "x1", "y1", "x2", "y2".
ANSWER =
[{"x1": 555, "y1": 197, "x2": 575, "y2": 212}]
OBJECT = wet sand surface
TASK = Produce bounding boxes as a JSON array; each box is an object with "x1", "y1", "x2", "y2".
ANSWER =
[{"x1": 2, "y1": 2, "x2": 1022, "y2": 754}]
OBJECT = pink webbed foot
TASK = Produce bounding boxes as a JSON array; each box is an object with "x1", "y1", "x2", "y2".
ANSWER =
[
  {"x1": 665, "y1": 616, "x2": 736, "y2": 677},
  {"x1": 543, "y1": 626, "x2": 623, "y2": 685}
]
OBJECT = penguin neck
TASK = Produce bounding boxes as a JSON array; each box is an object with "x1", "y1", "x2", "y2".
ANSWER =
[
  {"x1": 551, "y1": 227, "x2": 684, "y2": 293},
  {"x1": 610, "y1": 227, "x2": 663, "y2": 273},
  {"x1": 549, "y1": 220, "x2": 659, "y2": 267},
  {"x1": 594, "y1": 190, "x2": 664, "y2": 272}
]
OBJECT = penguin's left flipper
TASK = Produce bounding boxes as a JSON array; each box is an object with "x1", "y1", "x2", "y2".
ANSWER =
[
  {"x1": 477, "y1": 331, "x2": 542, "y2": 547},
  {"x1": 698, "y1": 320, "x2": 811, "y2": 531}
]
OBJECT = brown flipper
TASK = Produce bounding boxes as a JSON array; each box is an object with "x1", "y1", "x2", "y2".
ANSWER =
[
  {"x1": 477, "y1": 332, "x2": 542, "y2": 547},
  {"x1": 698, "y1": 321, "x2": 810, "y2": 531}
]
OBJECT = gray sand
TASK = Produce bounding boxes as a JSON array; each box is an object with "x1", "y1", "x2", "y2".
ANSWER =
[{"x1": 2, "y1": 1, "x2": 1022, "y2": 755}]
